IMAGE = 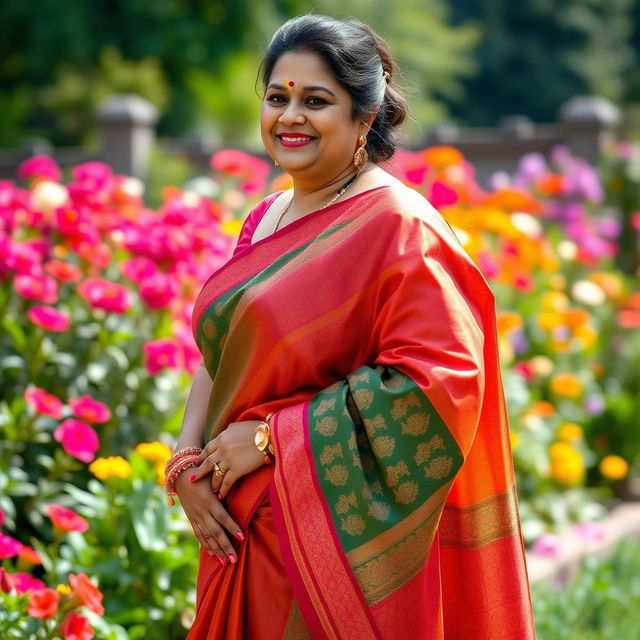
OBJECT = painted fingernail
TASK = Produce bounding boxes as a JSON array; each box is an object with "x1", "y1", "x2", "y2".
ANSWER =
[
  {"x1": 219, "y1": 555, "x2": 228, "y2": 566},
  {"x1": 217, "y1": 555, "x2": 225, "y2": 566},
  {"x1": 218, "y1": 492, "x2": 223, "y2": 500},
  {"x1": 189, "y1": 473, "x2": 196, "y2": 482},
  {"x1": 235, "y1": 531, "x2": 245, "y2": 542},
  {"x1": 228, "y1": 554, "x2": 237, "y2": 564}
]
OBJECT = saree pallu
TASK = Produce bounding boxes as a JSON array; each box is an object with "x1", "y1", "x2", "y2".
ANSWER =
[{"x1": 188, "y1": 185, "x2": 536, "y2": 639}]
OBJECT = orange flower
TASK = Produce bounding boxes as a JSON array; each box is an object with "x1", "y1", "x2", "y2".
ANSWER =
[
  {"x1": 535, "y1": 173, "x2": 567, "y2": 196},
  {"x1": 550, "y1": 373, "x2": 582, "y2": 398},
  {"x1": 484, "y1": 188, "x2": 542, "y2": 214},
  {"x1": 18, "y1": 546, "x2": 42, "y2": 565},
  {"x1": 423, "y1": 146, "x2": 464, "y2": 168},
  {"x1": 69, "y1": 573, "x2": 104, "y2": 616},
  {"x1": 27, "y1": 588, "x2": 60, "y2": 619},
  {"x1": 270, "y1": 172, "x2": 293, "y2": 192},
  {"x1": 562, "y1": 309, "x2": 590, "y2": 329},
  {"x1": 588, "y1": 272, "x2": 624, "y2": 300},
  {"x1": 530, "y1": 401, "x2": 555, "y2": 418},
  {"x1": 496, "y1": 311, "x2": 523, "y2": 336},
  {"x1": 599, "y1": 455, "x2": 629, "y2": 480}
]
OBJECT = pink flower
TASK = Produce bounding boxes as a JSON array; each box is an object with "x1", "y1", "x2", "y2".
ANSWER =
[
  {"x1": 61, "y1": 610, "x2": 94, "y2": 640},
  {"x1": 18, "y1": 156, "x2": 62, "y2": 183},
  {"x1": 10, "y1": 573, "x2": 45, "y2": 593},
  {"x1": 121, "y1": 256, "x2": 159, "y2": 283},
  {"x1": 28, "y1": 305, "x2": 71, "y2": 332},
  {"x1": 47, "y1": 504, "x2": 89, "y2": 533},
  {"x1": 69, "y1": 396, "x2": 111, "y2": 424},
  {"x1": 210, "y1": 149, "x2": 259, "y2": 178},
  {"x1": 75, "y1": 242, "x2": 112, "y2": 269},
  {"x1": 54, "y1": 419, "x2": 99, "y2": 463},
  {"x1": 139, "y1": 273, "x2": 179, "y2": 309},
  {"x1": 24, "y1": 387, "x2": 65, "y2": 419},
  {"x1": 574, "y1": 522, "x2": 605, "y2": 543},
  {"x1": 143, "y1": 338, "x2": 181, "y2": 375},
  {"x1": 0, "y1": 506, "x2": 5, "y2": 528},
  {"x1": 3, "y1": 239, "x2": 43, "y2": 275},
  {"x1": 14, "y1": 273, "x2": 59, "y2": 304},
  {"x1": 77, "y1": 278, "x2": 132, "y2": 313},
  {"x1": 0, "y1": 534, "x2": 23, "y2": 559},
  {"x1": 71, "y1": 161, "x2": 113, "y2": 186},
  {"x1": 429, "y1": 181, "x2": 458, "y2": 209},
  {"x1": 531, "y1": 534, "x2": 564, "y2": 557}
]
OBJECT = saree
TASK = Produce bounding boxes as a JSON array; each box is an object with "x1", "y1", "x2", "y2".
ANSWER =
[{"x1": 187, "y1": 185, "x2": 536, "y2": 639}]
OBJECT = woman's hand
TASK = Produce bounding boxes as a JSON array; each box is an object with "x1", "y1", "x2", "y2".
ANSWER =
[
  {"x1": 174, "y1": 471, "x2": 244, "y2": 565},
  {"x1": 190, "y1": 420, "x2": 266, "y2": 499}
]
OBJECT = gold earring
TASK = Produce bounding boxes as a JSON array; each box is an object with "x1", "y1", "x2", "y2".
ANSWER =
[
  {"x1": 353, "y1": 135, "x2": 368, "y2": 172},
  {"x1": 273, "y1": 158, "x2": 279, "y2": 167}
]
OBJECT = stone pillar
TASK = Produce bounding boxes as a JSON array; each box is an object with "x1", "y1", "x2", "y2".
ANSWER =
[
  {"x1": 96, "y1": 95, "x2": 159, "y2": 179},
  {"x1": 559, "y1": 96, "x2": 620, "y2": 164}
]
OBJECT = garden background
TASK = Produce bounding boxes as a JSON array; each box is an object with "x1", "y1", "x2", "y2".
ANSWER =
[{"x1": 1, "y1": 1, "x2": 639, "y2": 638}]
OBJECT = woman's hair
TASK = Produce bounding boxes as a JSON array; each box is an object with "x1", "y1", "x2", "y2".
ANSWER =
[{"x1": 260, "y1": 14, "x2": 407, "y2": 163}]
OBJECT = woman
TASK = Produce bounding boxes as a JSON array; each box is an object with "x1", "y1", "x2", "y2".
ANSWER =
[{"x1": 168, "y1": 14, "x2": 536, "y2": 640}]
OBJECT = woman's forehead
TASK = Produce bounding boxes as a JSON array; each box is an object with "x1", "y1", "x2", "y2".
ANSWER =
[{"x1": 269, "y1": 50, "x2": 338, "y2": 86}]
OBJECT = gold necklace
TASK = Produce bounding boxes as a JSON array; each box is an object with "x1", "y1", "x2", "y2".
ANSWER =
[{"x1": 272, "y1": 172, "x2": 360, "y2": 234}]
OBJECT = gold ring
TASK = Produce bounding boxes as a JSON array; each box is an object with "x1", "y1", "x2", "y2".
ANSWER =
[
  {"x1": 215, "y1": 467, "x2": 225, "y2": 477},
  {"x1": 213, "y1": 462, "x2": 221, "y2": 472}
]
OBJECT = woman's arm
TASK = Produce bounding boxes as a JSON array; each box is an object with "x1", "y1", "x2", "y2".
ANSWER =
[{"x1": 175, "y1": 363, "x2": 212, "y2": 449}]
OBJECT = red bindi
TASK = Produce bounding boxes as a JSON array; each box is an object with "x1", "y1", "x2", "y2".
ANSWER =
[{"x1": 288, "y1": 81, "x2": 295, "y2": 87}]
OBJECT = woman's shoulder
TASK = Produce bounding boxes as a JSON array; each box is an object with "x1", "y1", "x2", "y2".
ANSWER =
[{"x1": 233, "y1": 191, "x2": 285, "y2": 254}]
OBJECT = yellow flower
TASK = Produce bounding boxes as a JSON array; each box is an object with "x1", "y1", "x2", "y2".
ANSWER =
[
  {"x1": 537, "y1": 311, "x2": 564, "y2": 331},
  {"x1": 155, "y1": 463, "x2": 166, "y2": 486},
  {"x1": 222, "y1": 219, "x2": 242, "y2": 236},
  {"x1": 135, "y1": 442, "x2": 172, "y2": 467},
  {"x1": 599, "y1": 455, "x2": 629, "y2": 480},
  {"x1": 549, "y1": 442, "x2": 584, "y2": 485},
  {"x1": 496, "y1": 310, "x2": 523, "y2": 336},
  {"x1": 557, "y1": 422, "x2": 583, "y2": 442},
  {"x1": 510, "y1": 432, "x2": 519, "y2": 449},
  {"x1": 89, "y1": 456, "x2": 132, "y2": 480},
  {"x1": 529, "y1": 356, "x2": 554, "y2": 377},
  {"x1": 541, "y1": 291, "x2": 569, "y2": 312},
  {"x1": 56, "y1": 584, "x2": 72, "y2": 595},
  {"x1": 550, "y1": 373, "x2": 583, "y2": 398}
]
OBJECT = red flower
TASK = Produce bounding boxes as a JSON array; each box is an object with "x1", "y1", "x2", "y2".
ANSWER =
[
  {"x1": 28, "y1": 305, "x2": 71, "y2": 332},
  {"x1": 28, "y1": 588, "x2": 60, "y2": 618},
  {"x1": 210, "y1": 149, "x2": 259, "y2": 177},
  {"x1": 69, "y1": 396, "x2": 111, "y2": 424},
  {"x1": 0, "y1": 567, "x2": 14, "y2": 593},
  {"x1": 77, "y1": 278, "x2": 132, "y2": 313},
  {"x1": 45, "y1": 259, "x2": 83, "y2": 283},
  {"x1": 121, "y1": 256, "x2": 159, "y2": 283},
  {"x1": 14, "y1": 273, "x2": 59, "y2": 304},
  {"x1": 54, "y1": 419, "x2": 99, "y2": 463},
  {"x1": 46, "y1": 504, "x2": 89, "y2": 533},
  {"x1": 69, "y1": 573, "x2": 104, "y2": 616},
  {"x1": 61, "y1": 611, "x2": 94, "y2": 640},
  {"x1": 0, "y1": 534, "x2": 22, "y2": 559},
  {"x1": 76, "y1": 242, "x2": 112, "y2": 269},
  {"x1": 24, "y1": 387, "x2": 65, "y2": 418},
  {"x1": 18, "y1": 545, "x2": 43, "y2": 565}
]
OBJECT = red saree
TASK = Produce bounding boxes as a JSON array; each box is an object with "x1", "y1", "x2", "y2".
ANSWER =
[{"x1": 188, "y1": 185, "x2": 536, "y2": 639}]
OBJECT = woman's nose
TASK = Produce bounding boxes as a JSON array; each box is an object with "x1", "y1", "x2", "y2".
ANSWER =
[{"x1": 278, "y1": 100, "x2": 305, "y2": 125}]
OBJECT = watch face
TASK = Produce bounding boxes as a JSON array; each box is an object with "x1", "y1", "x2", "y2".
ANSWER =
[{"x1": 254, "y1": 430, "x2": 269, "y2": 451}]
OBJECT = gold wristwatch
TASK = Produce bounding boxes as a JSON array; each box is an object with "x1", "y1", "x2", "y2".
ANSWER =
[{"x1": 254, "y1": 414, "x2": 275, "y2": 464}]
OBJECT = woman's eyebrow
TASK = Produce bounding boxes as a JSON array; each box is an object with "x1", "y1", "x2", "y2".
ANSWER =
[{"x1": 267, "y1": 83, "x2": 336, "y2": 97}]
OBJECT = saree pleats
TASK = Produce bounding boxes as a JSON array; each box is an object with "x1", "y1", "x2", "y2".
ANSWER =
[{"x1": 190, "y1": 186, "x2": 536, "y2": 638}]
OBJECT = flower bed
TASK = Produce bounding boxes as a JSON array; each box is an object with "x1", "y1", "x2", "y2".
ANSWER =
[{"x1": 1, "y1": 144, "x2": 638, "y2": 637}]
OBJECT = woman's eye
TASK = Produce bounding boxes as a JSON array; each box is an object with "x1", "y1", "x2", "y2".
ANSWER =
[
  {"x1": 266, "y1": 94, "x2": 286, "y2": 104},
  {"x1": 306, "y1": 97, "x2": 328, "y2": 106}
]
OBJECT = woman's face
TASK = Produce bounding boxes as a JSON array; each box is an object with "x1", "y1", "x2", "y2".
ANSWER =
[{"x1": 261, "y1": 50, "x2": 364, "y2": 183}]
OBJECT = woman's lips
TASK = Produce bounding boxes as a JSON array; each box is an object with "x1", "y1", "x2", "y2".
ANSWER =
[{"x1": 277, "y1": 134, "x2": 316, "y2": 148}]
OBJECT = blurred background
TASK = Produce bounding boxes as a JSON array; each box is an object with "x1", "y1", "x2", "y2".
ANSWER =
[{"x1": 1, "y1": 2, "x2": 639, "y2": 639}]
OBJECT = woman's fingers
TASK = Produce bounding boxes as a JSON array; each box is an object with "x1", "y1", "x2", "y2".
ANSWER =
[
  {"x1": 192, "y1": 521, "x2": 224, "y2": 561},
  {"x1": 217, "y1": 470, "x2": 237, "y2": 500},
  {"x1": 196, "y1": 438, "x2": 218, "y2": 465},
  {"x1": 190, "y1": 454, "x2": 219, "y2": 482}
]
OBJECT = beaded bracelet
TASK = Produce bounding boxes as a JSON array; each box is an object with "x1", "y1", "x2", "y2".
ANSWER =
[{"x1": 164, "y1": 447, "x2": 202, "y2": 506}]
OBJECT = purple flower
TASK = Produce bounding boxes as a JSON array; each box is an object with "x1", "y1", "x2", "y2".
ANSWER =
[
  {"x1": 514, "y1": 153, "x2": 547, "y2": 187},
  {"x1": 584, "y1": 394, "x2": 605, "y2": 416},
  {"x1": 510, "y1": 330, "x2": 530, "y2": 355},
  {"x1": 569, "y1": 160, "x2": 604, "y2": 204},
  {"x1": 596, "y1": 217, "x2": 621, "y2": 240}
]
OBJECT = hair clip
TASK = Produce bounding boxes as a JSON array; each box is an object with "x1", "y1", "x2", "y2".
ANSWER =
[{"x1": 383, "y1": 71, "x2": 391, "y2": 83}]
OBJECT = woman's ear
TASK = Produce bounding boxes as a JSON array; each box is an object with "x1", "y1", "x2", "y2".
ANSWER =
[{"x1": 360, "y1": 112, "x2": 377, "y2": 136}]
